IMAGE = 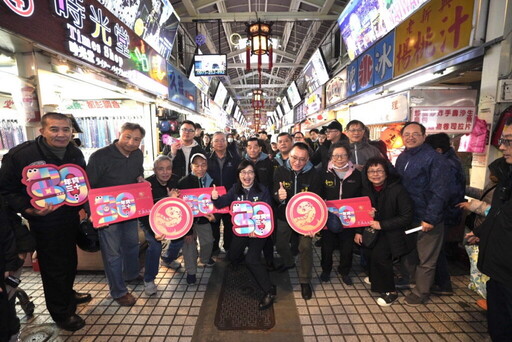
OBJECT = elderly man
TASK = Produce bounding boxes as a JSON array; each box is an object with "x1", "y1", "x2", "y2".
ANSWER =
[
  {"x1": 474, "y1": 117, "x2": 512, "y2": 340},
  {"x1": 273, "y1": 142, "x2": 322, "y2": 300},
  {"x1": 395, "y1": 122, "x2": 449, "y2": 306},
  {"x1": 87, "y1": 122, "x2": 146, "y2": 306},
  {"x1": 0, "y1": 113, "x2": 90, "y2": 331}
]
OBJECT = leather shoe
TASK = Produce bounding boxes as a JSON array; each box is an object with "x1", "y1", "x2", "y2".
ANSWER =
[
  {"x1": 277, "y1": 263, "x2": 295, "y2": 273},
  {"x1": 301, "y1": 283, "x2": 312, "y2": 300},
  {"x1": 259, "y1": 292, "x2": 275, "y2": 310},
  {"x1": 55, "y1": 314, "x2": 85, "y2": 331},
  {"x1": 266, "y1": 261, "x2": 277, "y2": 272},
  {"x1": 74, "y1": 291, "x2": 92, "y2": 304},
  {"x1": 341, "y1": 275, "x2": 353, "y2": 286},
  {"x1": 114, "y1": 293, "x2": 136, "y2": 306}
]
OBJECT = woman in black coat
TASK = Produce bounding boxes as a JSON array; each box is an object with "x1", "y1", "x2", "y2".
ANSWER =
[
  {"x1": 354, "y1": 157, "x2": 413, "y2": 306},
  {"x1": 211, "y1": 159, "x2": 275, "y2": 310}
]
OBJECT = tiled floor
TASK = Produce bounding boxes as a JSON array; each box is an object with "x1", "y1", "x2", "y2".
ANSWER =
[{"x1": 16, "y1": 241, "x2": 489, "y2": 342}]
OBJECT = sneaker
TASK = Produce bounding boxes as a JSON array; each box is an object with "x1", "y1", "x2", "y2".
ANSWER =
[
  {"x1": 377, "y1": 292, "x2": 398, "y2": 307},
  {"x1": 114, "y1": 293, "x2": 136, "y2": 306},
  {"x1": 395, "y1": 277, "x2": 411, "y2": 289},
  {"x1": 404, "y1": 293, "x2": 424, "y2": 306},
  {"x1": 199, "y1": 258, "x2": 216, "y2": 267},
  {"x1": 430, "y1": 284, "x2": 453, "y2": 296},
  {"x1": 363, "y1": 276, "x2": 371, "y2": 285},
  {"x1": 320, "y1": 272, "x2": 330, "y2": 282},
  {"x1": 161, "y1": 260, "x2": 182, "y2": 270},
  {"x1": 186, "y1": 274, "x2": 197, "y2": 285},
  {"x1": 144, "y1": 281, "x2": 157, "y2": 296}
]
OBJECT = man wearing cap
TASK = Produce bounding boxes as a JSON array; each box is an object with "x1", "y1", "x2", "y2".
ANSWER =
[
  {"x1": 311, "y1": 120, "x2": 348, "y2": 169},
  {"x1": 178, "y1": 153, "x2": 216, "y2": 285},
  {"x1": 164, "y1": 120, "x2": 205, "y2": 180}
]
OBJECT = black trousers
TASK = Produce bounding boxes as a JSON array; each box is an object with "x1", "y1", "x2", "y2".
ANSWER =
[
  {"x1": 0, "y1": 285, "x2": 19, "y2": 341},
  {"x1": 487, "y1": 278, "x2": 512, "y2": 341},
  {"x1": 364, "y1": 234, "x2": 395, "y2": 293},
  {"x1": 31, "y1": 217, "x2": 79, "y2": 321},
  {"x1": 321, "y1": 228, "x2": 355, "y2": 276},
  {"x1": 229, "y1": 235, "x2": 272, "y2": 293},
  {"x1": 211, "y1": 213, "x2": 233, "y2": 252}
]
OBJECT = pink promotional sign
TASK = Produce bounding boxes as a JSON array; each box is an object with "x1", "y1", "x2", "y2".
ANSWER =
[
  {"x1": 22, "y1": 164, "x2": 90, "y2": 210},
  {"x1": 230, "y1": 201, "x2": 274, "y2": 238},
  {"x1": 88, "y1": 182, "x2": 154, "y2": 228},
  {"x1": 325, "y1": 196, "x2": 373, "y2": 228},
  {"x1": 285, "y1": 192, "x2": 328, "y2": 235},
  {"x1": 149, "y1": 198, "x2": 194, "y2": 240},
  {"x1": 180, "y1": 186, "x2": 229, "y2": 217}
]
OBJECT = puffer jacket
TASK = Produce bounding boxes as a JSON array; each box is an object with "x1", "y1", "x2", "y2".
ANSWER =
[
  {"x1": 349, "y1": 141, "x2": 382, "y2": 166},
  {"x1": 443, "y1": 148, "x2": 466, "y2": 227}
]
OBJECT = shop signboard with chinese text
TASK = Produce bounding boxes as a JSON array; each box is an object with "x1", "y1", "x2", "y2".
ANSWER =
[
  {"x1": 167, "y1": 63, "x2": 197, "y2": 110},
  {"x1": 0, "y1": 0, "x2": 169, "y2": 96},
  {"x1": 394, "y1": 0, "x2": 475, "y2": 77},
  {"x1": 373, "y1": 31, "x2": 394, "y2": 86},
  {"x1": 350, "y1": 92, "x2": 408, "y2": 125},
  {"x1": 357, "y1": 46, "x2": 375, "y2": 92},
  {"x1": 326, "y1": 69, "x2": 347, "y2": 108},
  {"x1": 304, "y1": 85, "x2": 324, "y2": 116}
]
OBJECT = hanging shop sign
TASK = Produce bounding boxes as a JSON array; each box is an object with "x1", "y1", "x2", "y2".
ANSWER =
[
  {"x1": 304, "y1": 85, "x2": 324, "y2": 116},
  {"x1": 350, "y1": 92, "x2": 408, "y2": 125},
  {"x1": 293, "y1": 100, "x2": 306, "y2": 123},
  {"x1": 394, "y1": 0, "x2": 475, "y2": 78},
  {"x1": 0, "y1": 0, "x2": 169, "y2": 96},
  {"x1": 230, "y1": 201, "x2": 274, "y2": 239},
  {"x1": 99, "y1": 0, "x2": 180, "y2": 60},
  {"x1": 167, "y1": 63, "x2": 197, "y2": 111},
  {"x1": 325, "y1": 69, "x2": 347, "y2": 108}
]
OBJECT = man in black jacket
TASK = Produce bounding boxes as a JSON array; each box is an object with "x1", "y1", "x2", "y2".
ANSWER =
[
  {"x1": 311, "y1": 120, "x2": 348, "y2": 169},
  {"x1": 475, "y1": 117, "x2": 512, "y2": 340},
  {"x1": 273, "y1": 142, "x2": 322, "y2": 300},
  {"x1": 165, "y1": 120, "x2": 205, "y2": 180},
  {"x1": 0, "y1": 113, "x2": 90, "y2": 331}
]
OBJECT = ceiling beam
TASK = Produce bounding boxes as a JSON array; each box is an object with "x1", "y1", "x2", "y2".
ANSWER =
[
  {"x1": 228, "y1": 62, "x2": 304, "y2": 68},
  {"x1": 227, "y1": 48, "x2": 299, "y2": 61},
  {"x1": 229, "y1": 84, "x2": 285, "y2": 89},
  {"x1": 180, "y1": 12, "x2": 339, "y2": 22}
]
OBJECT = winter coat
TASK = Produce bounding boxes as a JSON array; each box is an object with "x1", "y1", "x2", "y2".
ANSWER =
[
  {"x1": 349, "y1": 141, "x2": 382, "y2": 166},
  {"x1": 395, "y1": 143, "x2": 448, "y2": 225},
  {"x1": 207, "y1": 150, "x2": 241, "y2": 190},
  {"x1": 246, "y1": 152, "x2": 274, "y2": 189},
  {"x1": 213, "y1": 182, "x2": 272, "y2": 208},
  {"x1": 443, "y1": 148, "x2": 466, "y2": 227},
  {"x1": 178, "y1": 171, "x2": 214, "y2": 227},
  {"x1": 167, "y1": 140, "x2": 205, "y2": 181},
  {"x1": 321, "y1": 161, "x2": 362, "y2": 201}
]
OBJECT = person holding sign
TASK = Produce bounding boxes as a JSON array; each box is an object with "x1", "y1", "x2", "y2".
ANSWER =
[
  {"x1": 354, "y1": 157, "x2": 413, "y2": 306},
  {"x1": 177, "y1": 153, "x2": 216, "y2": 285},
  {"x1": 0, "y1": 113, "x2": 90, "y2": 331},
  {"x1": 320, "y1": 142, "x2": 362, "y2": 285},
  {"x1": 211, "y1": 160, "x2": 275, "y2": 310},
  {"x1": 86, "y1": 122, "x2": 145, "y2": 307},
  {"x1": 273, "y1": 142, "x2": 322, "y2": 300},
  {"x1": 138, "y1": 156, "x2": 180, "y2": 296}
]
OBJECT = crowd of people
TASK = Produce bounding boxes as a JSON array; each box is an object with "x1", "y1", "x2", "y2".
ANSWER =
[{"x1": 1, "y1": 113, "x2": 512, "y2": 341}]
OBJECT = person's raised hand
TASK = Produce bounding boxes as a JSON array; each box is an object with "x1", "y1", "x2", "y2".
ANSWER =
[
  {"x1": 211, "y1": 184, "x2": 219, "y2": 200},
  {"x1": 278, "y1": 182, "x2": 287, "y2": 201}
]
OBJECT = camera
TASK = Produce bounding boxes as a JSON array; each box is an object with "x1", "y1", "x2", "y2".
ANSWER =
[{"x1": 5, "y1": 275, "x2": 21, "y2": 288}]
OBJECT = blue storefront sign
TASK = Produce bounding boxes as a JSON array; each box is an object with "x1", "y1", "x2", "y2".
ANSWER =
[
  {"x1": 373, "y1": 31, "x2": 394, "y2": 87},
  {"x1": 346, "y1": 59, "x2": 358, "y2": 97},
  {"x1": 168, "y1": 63, "x2": 197, "y2": 110},
  {"x1": 357, "y1": 46, "x2": 375, "y2": 93}
]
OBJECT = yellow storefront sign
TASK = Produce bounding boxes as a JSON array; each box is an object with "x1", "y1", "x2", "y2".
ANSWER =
[{"x1": 394, "y1": 0, "x2": 475, "y2": 77}]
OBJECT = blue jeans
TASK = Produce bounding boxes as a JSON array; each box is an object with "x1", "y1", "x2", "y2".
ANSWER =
[
  {"x1": 98, "y1": 220, "x2": 140, "y2": 299},
  {"x1": 161, "y1": 238, "x2": 184, "y2": 264},
  {"x1": 140, "y1": 223, "x2": 162, "y2": 283}
]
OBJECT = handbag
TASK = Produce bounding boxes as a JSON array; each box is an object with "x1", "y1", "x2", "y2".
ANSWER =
[
  {"x1": 326, "y1": 211, "x2": 343, "y2": 233},
  {"x1": 362, "y1": 227, "x2": 379, "y2": 248}
]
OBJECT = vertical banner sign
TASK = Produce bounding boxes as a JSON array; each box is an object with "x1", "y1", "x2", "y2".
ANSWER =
[
  {"x1": 179, "y1": 186, "x2": 229, "y2": 217},
  {"x1": 88, "y1": 182, "x2": 154, "y2": 227},
  {"x1": 285, "y1": 192, "x2": 328, "y2": 235},
  {"x1": 22, "y1": 164, "x2": 90, "y2": 210},
  {"x1": 394, "y1": 0, "x2": 475, "y2": 77},
  {"x1": 149, "y1": 197, "x2": 194, "y2": 240},
  {"x1": 325, "y1": 197, "x2": 373, "y2": 228},
  {"x1": 357, "y1": 46, "x2": 375, "y2": 92},
  {"x1": 230, "y1": 201, "x2": 274, "y2": 238},
  {"x1": 346, "y1": 59, "x2": 358, "y2": 97},
  {"x1": 373, "y1": 31, "x2": 394, "y2": 86}
]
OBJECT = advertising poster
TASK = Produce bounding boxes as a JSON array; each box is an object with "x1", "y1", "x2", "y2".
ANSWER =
[
  {"x1": 230, "y1": 201, "x2": 274, "y2": 238},
  {"x1": 325, "y1": 196, "x2": 373, "y2": 228},
  {"x1": 22, "y1": 164, "x2": 90, "y2": 210},
  {"x1": 88, "y1": 182, "x2": 153, "y2": 227},
  {"x1": 285, "y1": 192, "x2": 328, "y2": 235},
  {"x1": 149, "y1": 197, "x2": 194, "y2": 240},
  {"x1": 179, "y1": 186, "x2": 229, "y2": 217}
]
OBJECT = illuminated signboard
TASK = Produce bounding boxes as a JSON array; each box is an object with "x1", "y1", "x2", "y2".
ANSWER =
[
  {"x1": 194, "y1": 54, "x2": 227, "y2": 76},
  {"x1": 287, "y1": 81, "x2": 302, "y2": 107},
  {"x1": 213, "y1": 82, "x2": 228, "y2": 106},
  {"x1": 225, "y1": 97, "x2": 234, "y2": 115},
  {"x1": 337, "y1": 0, "x2": 428, "y2": 60},
  {"x1": 100, "y1": 0, "x2": 180, "y2": 60},
  {"x1": 0, "y1": 1, "x2": 168, "y2": 95},
  {"x1": 167, "y1": 63, "x2": 196, "y2": 110},
  {"x1": 300, "y1": 49, "x2": 330, "y2": 94}
]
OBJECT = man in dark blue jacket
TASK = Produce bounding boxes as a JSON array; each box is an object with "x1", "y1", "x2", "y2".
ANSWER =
[
  {"x1": 395, "y1": 122, "x2": 449, "y2": 306},
  {"x1": 425, "y1": 133, "x2": 466, "y2": 296},
  {"x1": 207, "y1": 132, "x2": 240, "y2": 254},
  {"x1": 475, "y1": 117, "x2": 512, "y2": 340}
]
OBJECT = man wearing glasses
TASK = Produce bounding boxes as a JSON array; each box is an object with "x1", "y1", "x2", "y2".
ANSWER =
[
  {"x1": 165, "y1": 120, "x2": 205, "y2": 180},
  {"x1": 345, "y1": 120, "x2": 382, "y2": 171},
  {"x1": 273, "y1": 142, "x2": 322, "y2": 300},
  {"x1": 395, "y1": 122, "x2": 449, "y2": 306},
  {"x1": 474, "y1": 117, "x2": 512, "y2": 340},
  {"x1": 311, "y1": 120, "x2": 348, "y2": 169}
]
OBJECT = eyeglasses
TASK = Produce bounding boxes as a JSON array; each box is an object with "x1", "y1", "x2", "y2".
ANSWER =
[
  {"x1": 240, "y1": 170, "x2": 255, "y2": 175},
  {"x1": 367, "y1": 170, "x2": 385, "y2": 175},
  {"x1": 212, "y1": 139, "x2": 226, "y2": 143},
  {"x1": 331, "y1": 154, "x2": 348, "y2": 159},
  {"x1": 181, "y1": 128, "x2": 195, "y2": 133},
  {"x1": 402, "y1": 132, "x2": 423, "y2": 138},
  {"x1": 326, "y1": 129, "x2": 339, "y2": 134},
  {"x1": 499, "y1": 138, "x2": 512, "y2": 147},
  {"x1": 290, "y1": 155, "x2": 308, "y2": 163},
  {"x1": 347, "y1": 128, "x2": 364, "y2": 133}
]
